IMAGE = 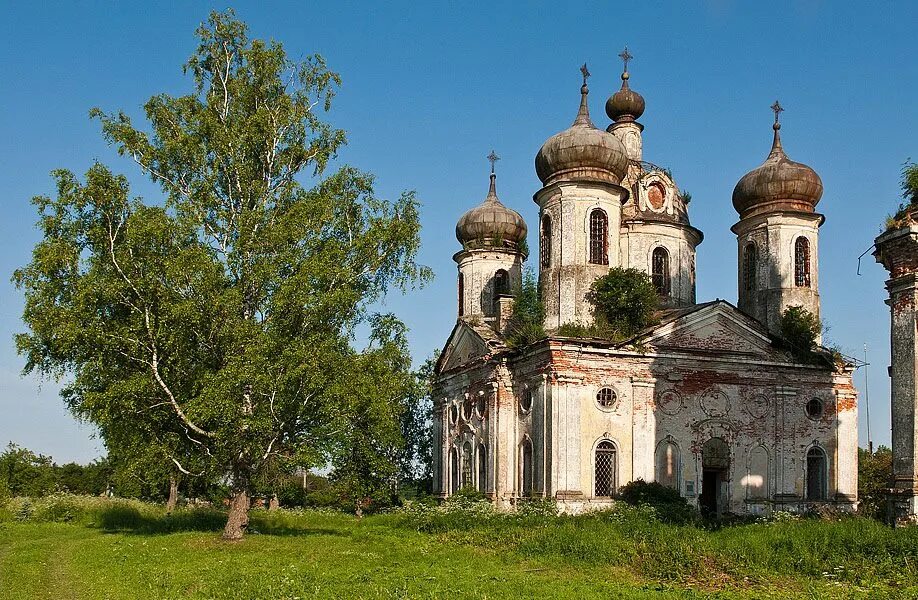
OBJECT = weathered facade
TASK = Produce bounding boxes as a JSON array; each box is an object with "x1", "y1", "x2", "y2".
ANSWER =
[
  {"x1": 433, "y1": 58, "x2": 858, "y2": 516},
  {"x1": 874, "y1": 225, "x2": 918, "y2": 525}
]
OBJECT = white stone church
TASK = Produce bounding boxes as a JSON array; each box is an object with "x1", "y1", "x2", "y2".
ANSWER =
[{"x1": 432, "y1": 55, "x2": 858, "y2": 516}]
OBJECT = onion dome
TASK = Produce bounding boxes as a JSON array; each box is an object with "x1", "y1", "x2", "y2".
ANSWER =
[
  {"x1": 732, "y1": 102, "x2": 823, "y2": 219},
  {"x1": 605, "y1": 71, "x2": 645, "y2": 123},
  {"x1": 456, "y1": 153, "x2": 527, "y2": 249},
  {"x1": 535, "y1": 64, "x2": 629, "y2": 186}
]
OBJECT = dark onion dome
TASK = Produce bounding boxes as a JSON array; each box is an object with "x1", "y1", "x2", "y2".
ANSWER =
[
  {"x1": 732, "y1": 121, "x2": 823, "y2": 219},
  {"x1": 456, "y1": 171, "x2": 528, "y2": 248},
  {"x1": 535, "y1": 79, "x2": 629, "y2": 186},
  {"x1": 606, "y1": 71, "x2": 645, "y2": 123}
]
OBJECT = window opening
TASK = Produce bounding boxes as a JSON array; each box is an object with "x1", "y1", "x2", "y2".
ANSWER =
[
  {"x1": 596, "y1": 387, "x2": 618, "y2": 410},
  {"x1": 743, "y1": 243, "x2": 757, "y2": 293},
  {"x1": 806, "y1": 447, "x2": 827, "y2": 501},
  {"x1": 589, "y1": 209, "x2": 609, "y2": 265},
  {"x1": 540, "y1": 215, "x2": 552, "y2": 269},
  {"x1": 595, "y1": 441, "x2": 617, "y2": 497},
  {"x1": 652, "y1": 247, "x2": 671, "y2": 296},
  {"x1": 795, "y1": 237, "x2": 811, "y2": 287}
]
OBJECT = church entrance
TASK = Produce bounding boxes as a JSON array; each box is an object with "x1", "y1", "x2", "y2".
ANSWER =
[{"x1": 700, "y1": 438, "x2": 730, "y2": 518}]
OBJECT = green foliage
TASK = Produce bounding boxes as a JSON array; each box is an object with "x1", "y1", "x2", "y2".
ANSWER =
[
  {"x1": 618, "y1": 479, "x2": 697, "y2": 525},
  {"x1": 678, "y1": 190, "x2": 692, "y2": 204},
  {"x1": 779, "y1": 305, "x2": 822, "y2": 360},
  {"x1": 0, "y1": 443, "x2": 58, "y2": 497},
  {"x1": 585, "y1": 267, "x2": 659, "y2": 339},
  {"x1": 884, "y1": 160, "x2": 918, "y2": 231},
  {"x1": 858, "y1": 445, "x2": 892, "y2": 521},
  {"x1": 506, "y1": 269, "x2": 545, "y2": 347},
  {"x1": 14, "y1": 10, "x2": 429, "y2": 535},
  {"x1": 557, "y1": 320, "x2": 614, "y2": 339}
]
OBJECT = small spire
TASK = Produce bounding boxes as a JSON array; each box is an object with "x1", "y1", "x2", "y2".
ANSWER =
[
  {"x1": 618, "y1": 47, "x2": 633, "y2": 87},
  {"x1": 486, "y1": 150, "x2": 500, "y2": 199},
  {"x1": 769, "y1": 100, "x2": 785, "y2": 157},
  {"x1": 573, "y1": 63, "x2": 593, "y2": 127}
]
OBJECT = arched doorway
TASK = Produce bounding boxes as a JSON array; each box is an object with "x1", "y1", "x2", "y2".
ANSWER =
[{"x1": 701, "y1": 437, "x2": 730, "y2": 518}]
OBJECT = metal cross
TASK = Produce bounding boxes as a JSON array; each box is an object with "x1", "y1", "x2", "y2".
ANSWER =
[
  {"x1": 771, "y1": 100, "x2": 784, "y2": 124},
  {"x1": 619, "y1": 47, "x2": 633, "y2": 72},
  {"x1": 580, "y1": 63, "x2": 591, "y2": 85},
  {"x1": 487, "y1": 150, "x2": 500, "y2": 174}
]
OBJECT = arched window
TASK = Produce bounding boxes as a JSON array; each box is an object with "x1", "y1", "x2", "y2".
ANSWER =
[
  {"x1": 477, "y1": 444, "x2": 487, "y2": 493},
  {"x1": 589, "y1": 209, "x2": 609, "y2": 265},
  {"x1": 458, "y1": 273, "x2": 464, "y2": 316},
  {"x1": 652, "y1": 247, "x2": 671, "y2": 296},
  {"x1": 655, "y1": 439, "x2": 680, "y2": 490},
  {"x1": 540, "y1": 215, "x2": 552, "y2": 269},
  {"x1": 449, "y1": 448, "x2": 459, "y2": 495},
  {"x1": 493, "y1": 269, "x2": 509, "y2": 296},
  {"x1": 806, "y1": 447, "x2": 827, "y2": 501},
  {"x1": 520, "y1": 439, "x2": 533, "y2": 497},
  {"x1": 795, "y1": 237, "x2": 811, "y2": 287},
  {"x1": 594, "y1": 441, "x2": 617, "y2": 497},
  {"x1": 743, "y1": 243, "x2": 758, "y2": 293},
  {"x1": 462, "y1": 442, "x2": 473, "y2": 490}
]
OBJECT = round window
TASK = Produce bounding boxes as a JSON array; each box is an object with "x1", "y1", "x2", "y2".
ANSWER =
[
  {"x1": 476, "y1": 395, "x2": 486, "y2": 417},
  {"x1": 519, "y1": 390, "x2": 533, "y2": 413},
  {"x1": 805, "y1": 398, "x2": 824, "y2": 420},
  {"x1": 596, "y1": 387, "x2": 618, "y2": 410}
]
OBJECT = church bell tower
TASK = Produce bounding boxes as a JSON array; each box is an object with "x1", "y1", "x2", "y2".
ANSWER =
[{"x1": 731, "y1": 102, "x2": 824, "y2": 339}]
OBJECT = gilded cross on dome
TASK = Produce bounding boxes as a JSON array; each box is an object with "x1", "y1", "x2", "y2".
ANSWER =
[
  {"x1": 487, "y1": 150, "x2": 500, "y2": 174},
  {"x1": 618, "y1": 47, "x2": 633, "y2": 73},
  {"x1": 580, "y1": 63, "x2": 591, "y2": 85},
  {"x1": 771, "y1": 100, "x2": 784, "y2": 124}
]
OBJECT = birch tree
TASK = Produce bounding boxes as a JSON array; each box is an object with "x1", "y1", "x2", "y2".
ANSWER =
[{"x1": 14, "y1": 10, "x2": 429, "y2": 539}]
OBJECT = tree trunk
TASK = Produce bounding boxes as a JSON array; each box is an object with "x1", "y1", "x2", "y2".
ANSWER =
[
  {"x1": 166, "y1": 475, "x2": 179, "y2": 513},
  {"x1": 223, "y1": 489, "x2": 249, "y2": 540},
  {"x1": 268, "y1": 493, "x2": 279, "y2": 511}
]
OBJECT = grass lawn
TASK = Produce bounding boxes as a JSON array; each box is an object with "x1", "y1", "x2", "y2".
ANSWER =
[{"x1": 1, "y1": 497, "x2": 917, "y2": 599}]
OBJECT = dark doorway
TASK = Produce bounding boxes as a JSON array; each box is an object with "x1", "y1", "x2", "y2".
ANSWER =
[
  {"x1": 701, "y1": 437, "x2": 730, "y2": 518},
  {"x1": 700, "y1": 470, "x2": 719, "y2": 517}
]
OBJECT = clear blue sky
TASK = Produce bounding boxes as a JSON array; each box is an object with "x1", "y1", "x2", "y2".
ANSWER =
[{"x1": 1, "y1": 1, "x2": 914, "y2": 463}]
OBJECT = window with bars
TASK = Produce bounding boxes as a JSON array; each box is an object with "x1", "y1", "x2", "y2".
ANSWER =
[
  {"x1": 462, "y1": 442, "x2": 473, "y2": 490},
  {"x1": 595, "y1": 441, "x2": 617, "y2": 497},
  {"x1": 795, "y1": 237, "x2": 811, "y2": 287},
  {"x1": 652, "y1": 247, "x2": 671, "y2": 296},
  {"x1": 743, "y1": 243, "x2": 757, "y2": 293},
  {"x1": 589, "y1": 209, "x2": 608, "y2": 265},
  {"x1": 596, "y1": 387, "x2": 617, "y2": 409},
  {"x1": 540, "y1": 215, "x2": 552, "y2": 269}
]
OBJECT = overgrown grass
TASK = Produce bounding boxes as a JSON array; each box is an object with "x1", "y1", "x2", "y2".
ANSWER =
[{"x1": 2, "y1": 494, "x2": 918, "y2": 598}]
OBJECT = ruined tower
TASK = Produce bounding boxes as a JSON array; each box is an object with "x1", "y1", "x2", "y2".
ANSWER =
[
  {"x1": 874, "y1": 222, "x2": 918, "y2": 525},
  {"x1": 454, "y1": 153, "x2": 527, "y2": 330},
  {"x1": 732, "y1": 102, "x2": 824, "y2": 339},
  {"x1": 534, "y1": 65, "x2": 630, "y2": 329}
]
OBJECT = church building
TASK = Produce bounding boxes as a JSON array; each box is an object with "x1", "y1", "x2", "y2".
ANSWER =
[{"x1": 432, "y1": 52, "x2": 858, "y2": 516}]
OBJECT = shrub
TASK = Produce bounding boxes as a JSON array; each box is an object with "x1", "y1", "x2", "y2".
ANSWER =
[
  {"x1": 859, "y1": 445, "x2": 893, "y2": 521},
  {"x1": 779, "y1": 305, "x2": 821, "y2": 360},
  {"x1": 618, "y1": 479, "x2": 697, "y2": 525},
  {"x1": 506, "y1": 269, "x2": 545, "y2": 347},
  {"x1": 586, "y1": 268, "x2": 658, "y2": 340}
]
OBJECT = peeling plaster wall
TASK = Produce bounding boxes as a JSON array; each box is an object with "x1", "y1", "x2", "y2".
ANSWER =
[
  {"x1": 536, "y1": 180, "x2": 627, "y2": 330},
  {"x1": 433, "y1": 330, "x2": 858, "y2": 515},
  {"x1": 620, "y1": 221, "x2": 698, "y2": 307},
  {"x1": 455, "y1": 249, "x2": 523, "y2": 322}
]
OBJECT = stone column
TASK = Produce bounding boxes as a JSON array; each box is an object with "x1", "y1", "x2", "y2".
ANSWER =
[{"x1": 874, "y1": 225, "x2": 918, "y2": 525}]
